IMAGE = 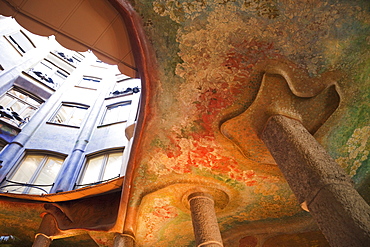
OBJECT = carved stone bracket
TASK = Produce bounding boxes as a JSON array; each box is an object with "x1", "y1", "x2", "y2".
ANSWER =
[{"x1": 221, "y1": 59, "x2": 340, "y2": 164}]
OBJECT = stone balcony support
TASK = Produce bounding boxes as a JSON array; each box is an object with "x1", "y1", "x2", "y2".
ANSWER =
[
  {"x1": 113, "y1": 233, "x2": 136, "y2": 247},
  {"x1": 32, "y1": 234, "x2": 52, "y2": 247},
  {"x1": 32, "y1": 213, "x2": 59, "y2": 247},
  {"x1": 188, "y1": 192, "x2": 224, "y2": 247},
  {"x1": 261, "y1": 115, "x2": 370, "y2": 247}
]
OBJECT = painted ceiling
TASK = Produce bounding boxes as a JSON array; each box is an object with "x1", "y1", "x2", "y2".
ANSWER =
[
  {"x1": 127, "y1": 0, "x2": 370, "y2": 246},
  {"x1": 0, "y1": 0, "x2": 369, "y2": 246}
]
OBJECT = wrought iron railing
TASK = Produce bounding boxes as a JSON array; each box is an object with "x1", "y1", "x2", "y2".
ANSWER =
[
  {"x1": 0, "y1": 179, "x2": 53, "y2": 194},
  {"x1": 74, "y1": 174, "x2": 120, "y2": 189}
]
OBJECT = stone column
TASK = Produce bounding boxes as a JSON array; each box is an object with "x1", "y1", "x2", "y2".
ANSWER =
[
  {"x1": 32, "y1": 213, "x2": 60, "y2": 247},
  {"x1": 113, "y1": 233, "x2": 136, "y2": 247},
  {"x1": 188, "y1": 192, "x2": 224, "y2": 247},
  {"x1": 32, "y1": 234, "x2": 51, "y2": 247},
  {"x1": 261, "y1": 115, "x2": 370, "y2": 247}
]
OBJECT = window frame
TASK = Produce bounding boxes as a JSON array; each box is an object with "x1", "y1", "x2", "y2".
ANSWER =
[
  {"x1": 76, "y1": 75, "x2": 101, "y2": 90},
  {"x1": 51, "y1": 50, "x2": 84, "y2": 67},
  {"x1": 4, "y1": 30, "x2": 36, "y2": 55},
  {"x1": 26, "y1": 59, "x2": 70, "y2": 90},
  {"x1": 48, "y1": 102, "x2": 89, "y2": 128},
  {"x1": 0, "y1": 87, "x2": 43, "y2": 127},
  {"x1": 0, "y1": 152, "x2": 65, "y2": 195},
  {"x1": 107, "y1": 78, "x2": 140, "y2": 99},
  {"x1": 100, "y1": 101, "x2": 132, "y2": 127},
  {"x1": 75, "y1": 149, "x2": 124, "y2": 189},
  {"x1": 0, "y1": 139, "x2": 8, "y2": 153}
]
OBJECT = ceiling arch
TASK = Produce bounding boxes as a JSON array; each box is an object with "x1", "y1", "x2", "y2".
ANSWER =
[{"x1": 0, "y1": 0, "x2": 137, "y2": 77}]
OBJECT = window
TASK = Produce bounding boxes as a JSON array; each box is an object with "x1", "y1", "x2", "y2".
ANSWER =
[
  {"x1": 0, "y1": 87, "x2": 43, "y2": 127},
  {"x1": 50, "y1": 103, "x2": 89, "y2": 127},
  {"x1": 77, "y1": 76, "x2": 101, "y2": 89},
  {"x1": 27, "y1": 59, "x2": 69, "y2": 89},
  {"x1": 76, "y1": 151, "x2": 123, "y2": 188},
  {"x1": 101, "y1": 101, "x2": 131, "y2": 126},
  {"x1": 0, "y1": 139, "x2": 7, "y2": 152},
  {"x1": 109, "y1": 78, "x2": 140, "y2": 98},
  {"x1": 0, "y1": 154, "x2": 64, "y2": 195},
  {"x1": 5, "y1": 30, "x2": 35, "y2": 55},
  {"x1": 54, "y1": 51, "x2": 84, "y2": 65}
]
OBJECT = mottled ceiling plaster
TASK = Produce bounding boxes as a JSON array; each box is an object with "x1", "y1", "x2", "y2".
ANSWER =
[{"x1": 126, "y1": 0, "x2": 370, "y2": 246}]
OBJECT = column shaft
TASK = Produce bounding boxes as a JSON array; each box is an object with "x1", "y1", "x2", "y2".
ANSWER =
[
  {"x1": 188, "y1": 192, "x2": 223, "y2": 247},
  {"x1": 113, "y1": 233, "x2": 136, "y2": 247},
  {"x1": 261, "y1": 115, "x2": 370, "y2": 247},
  {"x1": 32, "y1": 213, "x2": 60, "y2": 247},
  {"x1": 32, "y1": 234, "x2": 51, "y2": 247}
]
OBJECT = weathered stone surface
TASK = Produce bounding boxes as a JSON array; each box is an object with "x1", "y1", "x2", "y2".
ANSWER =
[
  {"x1": 32, "y1": 234, "x2": 51, "y2": 247},
  {"x1": 188, "y1": 192, "x2": 223, "y2": 247},
  {"x1": 113, "y1": 233, "x2": 136, "y2": 247},
  {"x1": 308, "y1": 184, "x2": 370, "y2": 246},
  {"x1": 261, "y1": 115, "x2": 352, "y2": 204},
  {"x1": 262, "y1": 115, "x2": 370, "y2": 247}
]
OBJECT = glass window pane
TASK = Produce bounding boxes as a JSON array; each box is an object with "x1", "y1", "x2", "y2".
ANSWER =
[
  {"x1": 1, "y1": 154, "x2": 64, "y2": 195},
  {"x1": 1, "y1": 183, "x2": 23, "y2": 194},
  {"x1": 1, "y1": 182, "x2": 26, "y2": 194},
  {"x1": 25, "y1": 97, "x2": 41, "y2": 107},
  {"x1": 53, "y1": 105, "x2": 73, "y2": 124},
  {"x1": 37, "y1": 61, "x2": 54, "y2": 74},
  {"x1": 80, "y1": 156, "x2": 103, "y2": 185},
  {"x1": 103, "y1": 103, "x2": 130, "y2": 125},
  {"x1": 68, "y1": 107, "x2": 86, "y2": 126},
  {"x1": 5, "y1": 155, "x2": 42, "y2": 194},
  {"x1": 117, "y1": 104, "x2": 130, "y2": 122},
  {"x1": 102, "y1": 152, "x2": 122, "y2": 181},
  {"x1": 33, "y1": 157, "x2": 63, "y2": 185},
  {"x1": 9, "y1": 89, "x2": 40, "y2": 106},
  {"x1": 11, "y1": 155, "x2": 44, "y2": 183},
  {"x1": 56, "y1": 70, "x2": 68, "y2": 79},
  {"x1": 0, "y1": 94, "x2": 15, "y2": 107},
  {"x1": 9, "y1": 89, "x2": 23, "y2": 99},
  {"x1": 55, "y1": 71, "x2": 68, "y2": 86},
  {"x1": 20, "y1": 106, "x2": 36, "y2": 119},
  {"x1": 10, "y1": 32, "x2": 34, "y2": 53},
  {"x1": 51, "y1": 105, "x2": 87, "y2": 126},
  {"x1": 102, "y1": 108, "x2": 115, "y2": 125},
  {"x1": 28, "y1": 185, "x2": 52, "y2": 195},
  {"x1": 30, "y1": 157, "x2": 63, "y2": 194},
  {"x1": 0, "y1": 89, "x2": 42, "y2": 127},
  {"x1": 8, "y1": 100, "x2": 25, "y2": 113},
  {"x1": 77, "y1": 76, "x2": 101, "y2": 89},
  {"x1": 111, "y1": 107, "x2": 121, "y2": 123}
]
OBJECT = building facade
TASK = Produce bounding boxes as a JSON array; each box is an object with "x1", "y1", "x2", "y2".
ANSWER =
[{"x1": 0, "y1": 15, "x2": 140, "y2": 200}]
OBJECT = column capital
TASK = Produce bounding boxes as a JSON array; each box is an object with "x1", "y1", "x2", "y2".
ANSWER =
[
  {"x1": 182, "y1": 187, "x2": 229, "y2": 212},
  {"x1": 188, "y1": 192, "x2": 214, "y2": 202},
  {"x1": 188, "y1": 191, "x2": 224, "y2": 247}
]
